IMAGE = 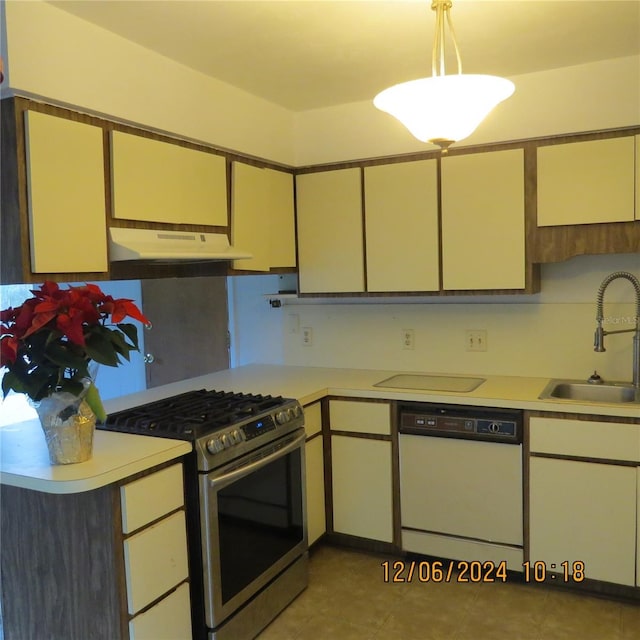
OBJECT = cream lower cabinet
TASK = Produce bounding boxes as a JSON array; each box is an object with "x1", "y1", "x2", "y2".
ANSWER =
[
  {"x1": 529, "y1": 416, "x2": 639, "y2": 587},
  {"x1": 304, "y1": 402, "x2": 326, "y2": 545},
  {"x1": 537, "y1": 136, "x2": 636, "y2": 226},
  {"x1": 329, "y1": 400, "x2": 393, "y2": 543},
  {"x1": 363, "y1": 160, "x2": 439, "y2": 292},
  {"x1": 440, "y1": 149, "x2": 525, "y2": 290},
  {"x1": 295, "y1": 168, "x2": 365, "y2": 294},
  {"x1": 120, "y1": 463, "x2": 192, "y2": 639},
  {"x1": 24, "y1": 110, "x2": 108, "y2": 274},
  {"x1": 231, "y1": 161, "x2": 296, "y2": 271}
]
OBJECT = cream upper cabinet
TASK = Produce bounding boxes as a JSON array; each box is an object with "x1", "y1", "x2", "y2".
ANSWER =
[
  {"x1": 296, "y1": 168, "x2": 365, "y2": 294},
  {"x1": 111, "y1": 131, "x2": 227, "y2": 226},
  {"x1": 24, "y1": 111, "x2": 108, "y2": 273},
  {"x1": 231, "y1": 162, "x2": 296, "y2": 271},
  {"x1": 441, "y1": 149, "x2": 525, "y2": 290},
  {"x1": 537, "y1": 136, "x2": 635, "y2": 226},
  {"x1": 364, "y1": 160, "x2": 439, "y2": 292}
]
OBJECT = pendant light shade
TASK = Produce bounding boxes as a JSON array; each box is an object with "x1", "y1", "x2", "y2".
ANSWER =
[{"x1": 374, "y1": 0, "x2": 515, "y2": 151}]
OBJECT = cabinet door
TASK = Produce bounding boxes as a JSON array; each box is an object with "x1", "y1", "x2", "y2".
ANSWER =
[
  {"x1": 123, "y1": 511, "x2": 190, "y2": 614},
  {"x1": 636, "y1": 135, "x2": 640, "y2": 220},
  {"x1": 305, "y1": 436, "x2": 326, "y2": 545},
  {"x1": 331, "y1": 435, "x2": 393, "y2": 542},
  {"x1": 529, "y1": 456, "x2": 636, "y2": 586},
  {"x1": 537, "y1": 136, "x2": 635, "y2": 226},
  {"x1": 637, "y1": 469, "x2": 640, "y2": 587},
  {"x1": 231, "y1": 162, "x2": 295, "y2": 271},
  {"x1": 296, "y1": 168, "x2": 364, "y2": 293},
  {"x1": 24, "y1": 111, "x2": 108, "y2": 273},
  {"x1": 129, "y1": 583, "x2": 192, "y2": 640},
  {"x1": 111, "y1": 131, "x2": 227, "y2": 226},
  {"x1": 364, "y1": 160, "x2": 439, "y2": 292},
  {"x1": 441, "y1": 149, "x2": 525, "y2": 290}
]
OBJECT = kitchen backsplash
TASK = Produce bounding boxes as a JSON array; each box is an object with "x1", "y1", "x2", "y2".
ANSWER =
[{"x1": 229, "y1": 253, "x2": 639, "y2": 383}]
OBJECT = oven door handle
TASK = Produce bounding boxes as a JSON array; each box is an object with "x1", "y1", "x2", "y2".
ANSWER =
[{"x1": 208, "y1": 430, "x2": 306, "y2": 489}]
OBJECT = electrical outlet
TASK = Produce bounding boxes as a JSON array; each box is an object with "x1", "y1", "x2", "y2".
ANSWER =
[
  {"x1": 288, "y1": 313, "x2": 300, "y2": 334},
  {"x1": 402, "y1": 329, "x2": 415, "y2": 350},
  {"x1": 466, "y1": 330, "x2": 487, "y2": 352},
  {"x1": 302, "y1": 327, "x2": 313, "y2": 347}
]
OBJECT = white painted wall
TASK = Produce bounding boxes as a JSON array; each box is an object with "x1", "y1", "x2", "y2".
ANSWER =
[
  {"x1": 2, "y1": 0, "x2": 295, "y2": 164},
  {"x1": 293, "y1": 55, "x2": 640, "y2": 165},
  {"x1": 231, "y1": 254, "x2": 640, "y2": 383}
]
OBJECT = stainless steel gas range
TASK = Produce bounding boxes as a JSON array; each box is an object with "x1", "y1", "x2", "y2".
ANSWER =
[{"x1": 100, "y1": 389, "x2": 308, "y2": 640}]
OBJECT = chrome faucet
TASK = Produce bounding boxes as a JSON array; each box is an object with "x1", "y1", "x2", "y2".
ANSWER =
[{"x1": 594, "y1": 271, "x2": 640, "y2": 388}]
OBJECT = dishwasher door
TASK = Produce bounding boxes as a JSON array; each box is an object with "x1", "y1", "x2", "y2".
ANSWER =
[{"x1": 400, "y1": 434, "x2": 523, "y2": 564}]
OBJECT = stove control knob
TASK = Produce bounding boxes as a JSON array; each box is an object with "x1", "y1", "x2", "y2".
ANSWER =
[
  {"x1": 220, "y1": 433, "x2": 230, "y2": 448},
  {"x1": 206, "y1": 437, "x2": 224, "y2": 454},
  {"x1": 230, "y1": 429, "x2": 242, "y2": 444},
  {"x1": 276, "y1": 411, "x2": 289, "y2": 425}
]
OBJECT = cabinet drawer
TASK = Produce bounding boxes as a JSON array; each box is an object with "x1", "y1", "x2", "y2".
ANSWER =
[
  {"x1": 129, "y1": 583, "x2": 192, "y2": 640},
  {"x1": 329, "y1": 400, "x2": 390, "y2": 435},
  {"x1": 530, "y1": 417, "x2": 640, "y2": 462},
  {"x1": 124, "y1": 511, "x2": 189, "y2": 614},
  {"x1": 304, "y1": 402, "x2": 322, "y2": 438},
  {"x1": 121, "y1": 464, "x2": 184, "y2": 533}
]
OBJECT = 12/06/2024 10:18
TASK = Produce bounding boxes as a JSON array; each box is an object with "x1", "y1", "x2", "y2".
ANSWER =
[{"x1": 381, "y1": 560, "x2": 586, "y2": 584}]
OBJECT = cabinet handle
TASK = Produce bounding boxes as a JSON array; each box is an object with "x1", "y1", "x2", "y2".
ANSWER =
[{"x1": 143, "y1": 353, "x2": 155, "y2": 364}]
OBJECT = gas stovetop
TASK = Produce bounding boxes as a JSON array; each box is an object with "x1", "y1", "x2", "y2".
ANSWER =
[
  {"x1": 99, "y1": 388, "x2": 304, "y2": 469},
  {"x1": 100, "y1": 389, "x2": 294, "y2": 440}
]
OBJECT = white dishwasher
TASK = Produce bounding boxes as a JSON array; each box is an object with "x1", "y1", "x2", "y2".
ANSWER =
[{"x1": 399, "y1": 402, "x2": 524, "y2": 571}]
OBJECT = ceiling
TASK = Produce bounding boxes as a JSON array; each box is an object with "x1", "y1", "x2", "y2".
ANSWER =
[{"x1": 48, "y1": 0, "x2": 640, "y2": 112}]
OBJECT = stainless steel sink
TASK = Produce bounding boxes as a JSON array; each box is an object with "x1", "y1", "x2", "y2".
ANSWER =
[{"x1": 539, "y1": 380, "x2": 640, "y2": 404}]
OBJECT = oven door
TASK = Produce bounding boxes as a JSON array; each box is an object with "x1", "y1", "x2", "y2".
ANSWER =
[{"x1": 199, "y1": 427, "x2": 307, "y2": 629}]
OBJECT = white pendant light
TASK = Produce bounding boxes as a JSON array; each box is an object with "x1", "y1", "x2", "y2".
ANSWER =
[{"x1": 374, "y1": 0, "x2": 515, "y2": 151}]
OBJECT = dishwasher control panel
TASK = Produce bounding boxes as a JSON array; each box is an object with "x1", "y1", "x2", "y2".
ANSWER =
[{"x1": 398, "y1": 402, "x2": 522, "y2": 444}]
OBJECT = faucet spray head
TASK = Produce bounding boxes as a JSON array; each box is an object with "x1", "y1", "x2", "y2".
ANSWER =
[{"x1": 594, "y1": 325, "x2": 606, "y2": 352}]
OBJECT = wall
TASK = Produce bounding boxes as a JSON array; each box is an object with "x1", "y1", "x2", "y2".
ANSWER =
[
  {"x1": 1, "y1": 0, "x2": 295, "y2": 165},
  {"x1": 293, "y1": 55, "x2": 640, "y2": 165},
  {"x1": 231, "y1": 254, "x2": 640, "y2": 383}
]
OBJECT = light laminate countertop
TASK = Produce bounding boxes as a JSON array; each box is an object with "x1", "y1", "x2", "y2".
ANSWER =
[{"x1": 2, "y1": 364, "x2": 638, "y2": 494}]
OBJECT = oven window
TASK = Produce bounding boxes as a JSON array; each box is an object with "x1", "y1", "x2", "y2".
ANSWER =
[{"x1": 218, "y1": 448, "x2": 304, "y2": 604}]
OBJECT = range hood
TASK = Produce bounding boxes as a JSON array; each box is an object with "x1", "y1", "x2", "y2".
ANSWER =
[{"x1": 109, "y1": 227, "x2": 252, "y2": 262}]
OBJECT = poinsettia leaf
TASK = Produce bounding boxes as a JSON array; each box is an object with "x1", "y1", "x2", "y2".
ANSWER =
[
  {"x1": 84, "y1": 332, "x2": 120, "y2": 367},
  {"x1": 117, "y1": 323, "x2": 140, "y2": 350},
  {"x1": 108, "y1": 330, "x2": 134, "y2": 361},
  {"x1": 44, "y1": 342, "x2": 88, "y2": 371}
]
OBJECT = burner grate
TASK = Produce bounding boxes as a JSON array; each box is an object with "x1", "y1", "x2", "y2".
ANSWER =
[{"x1": 100, "y1": 389, "x2": 287, "y2": 440}]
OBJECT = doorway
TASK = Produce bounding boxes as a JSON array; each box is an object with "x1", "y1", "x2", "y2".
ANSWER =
[{"x1": 141, "y1": 276, "x2": 230, "y2": 388}]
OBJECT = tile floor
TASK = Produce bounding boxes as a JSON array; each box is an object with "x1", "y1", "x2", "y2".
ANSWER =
[{"x1": 257, "y1": 545, "x2": 640, "y2": 640}]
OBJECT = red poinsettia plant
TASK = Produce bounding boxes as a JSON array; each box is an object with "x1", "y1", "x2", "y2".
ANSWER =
[{"x1": 0, "y1": 281, "x2": 149, "y2": 417}]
